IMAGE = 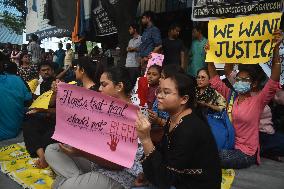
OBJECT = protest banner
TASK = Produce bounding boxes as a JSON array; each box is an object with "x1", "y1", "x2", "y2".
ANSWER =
[
  {"x1": 52, "y1": 83, "x2": 139, "y2": 168},
  {"x1": 206, "y1": 13, "x2": 282, "y2": 64},
  {"x1": 144, "y1": 53, "x2": 164, "y2": 76},
  {"x1": 30, "y1": 91, "x2": 53, "y2": 109},
  {"x1": 192, "y1": 0, "x2": 283, "y2": 21},
  {"x1": 260, "y1": 40, "x2": 284, "y2": 85},
  {"x1": 27, "y1": 79, "x2": 39, "y2": 94}
]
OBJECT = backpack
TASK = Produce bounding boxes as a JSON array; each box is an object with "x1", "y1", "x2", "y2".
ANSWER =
[{"x1": 207, "y1": 90, "x2": 237, "y2": 150}]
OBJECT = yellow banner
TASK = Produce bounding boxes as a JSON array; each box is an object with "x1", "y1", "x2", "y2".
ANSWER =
[
  {"x1": 206, "y1": 13, "x2": 282, "y2": 64},
  {"x1": 27, "y1": 79, "x2": 39, "y2": 94},
  {"x1": 30, "y1": 90, "x2": 53, "y2": 109},
  {"x1": 0, "y1": 143, "x2": 54, "y2": 189}
]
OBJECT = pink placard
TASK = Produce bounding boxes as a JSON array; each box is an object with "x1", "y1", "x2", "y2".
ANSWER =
[
  {"x1": 144, "y1": 53, "x2": 164, "y2": 76},
  {"x1": 52, "y1": 83, "x2": 139, "y2": 168}
]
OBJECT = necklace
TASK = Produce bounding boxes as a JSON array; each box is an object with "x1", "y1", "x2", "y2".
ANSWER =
[{"x1": 169, "y1": 110, "x2": 185, "y2": 132}]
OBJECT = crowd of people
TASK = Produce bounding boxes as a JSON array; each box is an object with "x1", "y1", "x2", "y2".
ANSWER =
[{"x1": 0, "y1": 10, "x2": 284, "y2": 189}]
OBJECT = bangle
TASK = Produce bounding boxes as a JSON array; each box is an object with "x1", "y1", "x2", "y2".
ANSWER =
[
  {"x1": 274, "y1": 62, "x2": 281, "y2": 65},
  {"x1": 140, "y1": 146, "x2": 156, "y2": 163}
]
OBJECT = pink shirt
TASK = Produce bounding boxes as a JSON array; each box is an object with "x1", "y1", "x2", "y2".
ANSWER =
[{"x1": 210, "y1": 76, "x2": 279, "y2": 163}]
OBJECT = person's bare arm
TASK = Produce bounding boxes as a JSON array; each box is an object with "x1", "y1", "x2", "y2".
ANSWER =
[{"x1": 270, "y1": 29, "x2": 282, "y2": 82}]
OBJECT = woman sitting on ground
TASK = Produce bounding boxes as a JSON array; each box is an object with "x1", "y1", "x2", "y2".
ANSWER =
[
  {"x1": 206, "y1": 29, "x2": 282, "y2": 169},
  {"x1": 195, "y1": 67, "x2": 226, "y2": 113},
  {"x1": 45, "y1": 67, "x2": 143, "y2": 189},
  {"x1": 23, "y1": 57, "x2": 103, "y2": 169},
  {"x1": 17, "y1": 53, "x2": 38, "y2": 82},
  {"x1": 136, "y1": 73, "x2": 221, "y2": 189}
]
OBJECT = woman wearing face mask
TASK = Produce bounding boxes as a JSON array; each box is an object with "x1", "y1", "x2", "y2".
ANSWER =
[
  {"x1": 45, "y1": 67, "x2": 143, "y2": 189},
  {"x1": 206, "y1": 30, "x2": 283, "y2": 169}
]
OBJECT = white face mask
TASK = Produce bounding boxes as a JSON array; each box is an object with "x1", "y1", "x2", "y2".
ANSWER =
[{"x1": 233, "y1": 81, "x2": 251, "y2": 94}]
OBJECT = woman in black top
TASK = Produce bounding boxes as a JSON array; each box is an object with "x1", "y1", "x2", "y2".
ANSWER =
[
  {"x1": 136, "y1": 73, "x2": 221, "y2": 189},
  {"x1": 23, "y1": 57, "x2": 103, "y2": 168}
]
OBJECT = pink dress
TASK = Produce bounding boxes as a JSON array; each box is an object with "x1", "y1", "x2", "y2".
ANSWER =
[{"x1": 210, "y1": 76, "x2": 279, "y2": 163}]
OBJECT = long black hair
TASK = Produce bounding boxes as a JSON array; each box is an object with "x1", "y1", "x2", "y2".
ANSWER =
[
  {"x1": 104, "y1": 66, "x2": 135, "y2": 95},
  {"x1": 75, "y1": 56, "x2": 104, "y2": 84}
]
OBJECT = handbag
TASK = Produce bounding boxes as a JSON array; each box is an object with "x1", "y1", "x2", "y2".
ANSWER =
[{"x1": 207, "y1": 90, "x2": 237, "y2": 150}]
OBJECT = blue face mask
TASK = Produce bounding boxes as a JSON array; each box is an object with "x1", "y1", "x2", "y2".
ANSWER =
[{"x1": 233, "y1": 81, "x2": 251, "y2": 94}]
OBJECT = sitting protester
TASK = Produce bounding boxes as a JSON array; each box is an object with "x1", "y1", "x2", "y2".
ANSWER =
[
  {"x1": 34, "y1": 61, "x2": 56, "y2": 97},
  {"x1": 206, "y1": 30, "x2": 282, "y2": 169},
  {"x1": 135, "y1": 73, "x2": 221, "y2": 189},
  {"x1": 249, "y1": 69, "x2": 284, "y2": 161},
  {"x1": 23, "y1": 57, "x2": 103, "y2": 169},
  {"x1": 45, "y1": 67, "x2": 143, "y2": 189},
  {"x1": 18, "y1": 53, "x2": 38, "y2": 82},
  {"x1": 0, "y1": 52, "x2": 32, "y2": 141},
  {"x1": 196, "y1": 68, "x2": 226, "y2": 112}
]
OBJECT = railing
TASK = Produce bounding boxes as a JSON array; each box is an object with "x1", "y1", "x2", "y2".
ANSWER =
[{"x1": 137, "y1": 0, "x2": 192, "y2": 15}]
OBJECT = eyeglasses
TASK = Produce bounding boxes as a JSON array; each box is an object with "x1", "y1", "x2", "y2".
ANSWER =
[
  {"x1": 155, "y1": 88, "x2": 177, "y2": 98},
  {"x1": 235, "y1": 77, "x2": 251, "y2": 82}
]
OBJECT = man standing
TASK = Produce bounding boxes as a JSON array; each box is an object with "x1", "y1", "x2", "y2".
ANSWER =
[
  {"x1": 139, "y1": 11, "x2": 162, "y2": 74},
  {"x1": 54, "y1": 43, "x2": 65, "y2": 69},
  {"x1": 64, "y1": 43, "x2": 74, "y2": 69},
  {"x1": 187, "y1": 25, "x2": 208, "y2": 77},
  {"x1": 126, "y1": 23, "x2": 142, "y2": 81},
  {"x1": 28, "y1": 34, "x2": 41, "y2": 64},
  {"x1": 162, "y1": 24, "x2": 185, "y2": 69}
]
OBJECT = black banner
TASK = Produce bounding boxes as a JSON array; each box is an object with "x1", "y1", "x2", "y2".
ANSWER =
[
  {"x1": 26, "y1": 28, "x2": 71, "y2": 41},
  {"x1": 192, "y1": 0, "x2": 283, "y2": 21},
  {"x1": 93, "y1": 5, "x2": 118, "y2": 37}
]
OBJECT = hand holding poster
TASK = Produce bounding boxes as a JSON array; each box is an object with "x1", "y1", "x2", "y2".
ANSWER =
[
  {"x1": 52, "y1": 83, "x2": 139, "y2": 168},
  {"x1": 30, "y1": 91, "x2": 53, "y2": 109},
  {"x1": 206, "y1": 13, "x2": 282, "y2": 64}
]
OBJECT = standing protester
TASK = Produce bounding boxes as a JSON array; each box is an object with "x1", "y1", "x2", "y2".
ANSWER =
[
  {"x1": 0, "y1": 52, "x2": 32, "y2": 141},
  {"x1": 207, "y1": 30, "x2": 282, "y2": 169},
  {"x1": 126, "y1": 23, "x2": 142, "y2": 82},
  {"x1": 64, "y1": 43, "x2": 74, "y2": 69},
  {"x1": 187, "y1": 24, "x2": 208, "y2": 77},
  {"x1": 28, "y1": 34, "x2": 41, "y2": 64},
  {"x1": 162, "y1": 24, "x2": 185, "y2": 69},
  {"x1": 139, "y1": 11, "x2": 162, "y2": 74},
  {"x1": 54, "y1": 43, "x2": 66, "y2": 69},
  {"x1": 10, "y1": 45, "x2": 21, "y2": 66}
]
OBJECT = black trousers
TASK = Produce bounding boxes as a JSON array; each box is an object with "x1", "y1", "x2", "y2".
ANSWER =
[{"x1": 23, "y1": 114, "x2": 56, "y2": 158}]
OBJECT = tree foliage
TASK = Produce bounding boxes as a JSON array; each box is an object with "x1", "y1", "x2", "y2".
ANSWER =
[{"x1": 0, "y1": 0, "x2": 26, "y2": 34}]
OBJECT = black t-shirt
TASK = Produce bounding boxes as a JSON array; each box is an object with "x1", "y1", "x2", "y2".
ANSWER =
[
  {"x1": 40, "y1": 77, "x2": 55, "y2": 95},
  {"x1": 162, "y1": 38, "x2": 184, "y2": 66},
  {"x1": 142, "y1": 113, "x2": 221, "y2": 189}
]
